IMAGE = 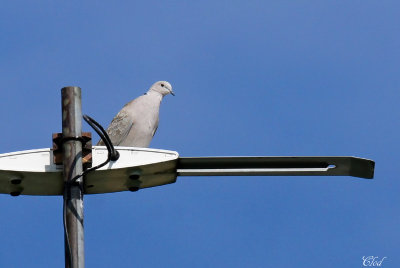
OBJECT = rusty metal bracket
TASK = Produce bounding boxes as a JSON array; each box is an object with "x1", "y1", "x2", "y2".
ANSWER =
[{"x1": 52, "y1": 132, "x2": 92, "y2": 169}]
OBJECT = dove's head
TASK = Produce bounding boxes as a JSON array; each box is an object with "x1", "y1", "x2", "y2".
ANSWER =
[{"x1": 150, "y1": 81, "x2": 174, "y2": 96}]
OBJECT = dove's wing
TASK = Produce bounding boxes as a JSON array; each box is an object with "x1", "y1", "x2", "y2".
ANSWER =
[
  {"x1": 97, "y1": 107, "x2": 134, "y2": 146},
  {"x1": 152, "y1": 124, "x2": 159, "y2": 137}
]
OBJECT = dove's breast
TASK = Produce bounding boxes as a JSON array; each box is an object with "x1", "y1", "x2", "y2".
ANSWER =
[{"x1": 119, "y1": 93, "x2": 162, "y2": 147}]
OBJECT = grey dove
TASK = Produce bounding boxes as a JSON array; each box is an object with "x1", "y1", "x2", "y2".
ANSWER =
[{"x1": 97, "y1": 81, "x2": 174, "y2": 147}]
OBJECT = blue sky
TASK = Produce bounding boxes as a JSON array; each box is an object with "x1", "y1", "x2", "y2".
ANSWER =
[{"x1": 0, "y1": 1, "x2": 399, "y2": 267}]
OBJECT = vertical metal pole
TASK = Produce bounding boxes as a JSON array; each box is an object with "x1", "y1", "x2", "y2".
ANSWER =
[{"x1": 62, "y1": 87, "x2": 85, "y2": 268}]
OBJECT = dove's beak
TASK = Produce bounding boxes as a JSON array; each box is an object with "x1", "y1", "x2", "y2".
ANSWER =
[{"x1": 170, "y1": 90, "x2": 175, "y2": 96}]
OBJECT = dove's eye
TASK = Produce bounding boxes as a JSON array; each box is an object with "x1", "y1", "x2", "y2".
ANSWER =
[{"x1": 161, "y1": 84, "x2": 165, "y2": 87}]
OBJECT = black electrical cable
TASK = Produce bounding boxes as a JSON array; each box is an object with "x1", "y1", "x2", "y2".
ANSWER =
[
  {"x1": 63, "y1": 194, "x2": 71, "y2": 267},
  {"x1": 69, "y1": 115, "x2": 119, "y2": 184},
  {"x1": 63, "y1": 114, "x2": 119, "y2": 266}
]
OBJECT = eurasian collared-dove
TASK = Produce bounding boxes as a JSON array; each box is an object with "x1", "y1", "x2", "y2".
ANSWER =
[{"x1": 97, "y1": 81, "x2": 174, "y2": 147}]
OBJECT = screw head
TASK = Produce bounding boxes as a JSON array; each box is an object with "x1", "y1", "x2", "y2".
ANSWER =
[
  {"x1": 129, "y1": 174, "x2": 140, "y2": 180},
  {"x1": 11, "y1": 179, "x2": 22, "y2": 185}
]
